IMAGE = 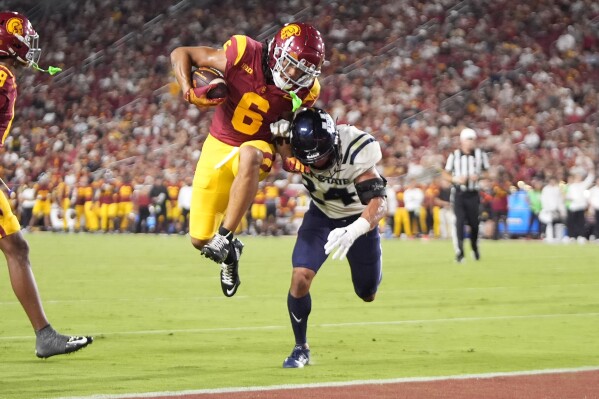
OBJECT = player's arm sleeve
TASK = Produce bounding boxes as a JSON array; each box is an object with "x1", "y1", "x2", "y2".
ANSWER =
[
  {"x1": 353, "y1": 168, "x2": 388, "y2": 230},
  {"x1": 355, "y1": 172, "x2": 387, "y2": 205}
]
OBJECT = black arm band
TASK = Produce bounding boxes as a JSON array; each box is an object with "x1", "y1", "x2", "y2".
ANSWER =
[{"x1": 355, "y1": 177, "x2": 387, "y2": 205}]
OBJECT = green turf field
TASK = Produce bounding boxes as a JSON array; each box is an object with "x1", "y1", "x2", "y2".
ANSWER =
[{"x1": 1, "y1": 234, "x2": 598, "y2": 399}]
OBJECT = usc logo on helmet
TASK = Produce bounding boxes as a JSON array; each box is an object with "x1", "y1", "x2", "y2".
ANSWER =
[
  {"x1": 6, "y1": 17, "x2": 24, "y2": 36},
  {"x1": 280, "y1": 24, "x2": 301, "y2": 40}
]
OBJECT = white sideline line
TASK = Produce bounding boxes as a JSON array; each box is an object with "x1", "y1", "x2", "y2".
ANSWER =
[
  {"x1": 51, "y1": 365, "x2": 599, "y2": 399},
  {"x1": 2, "y1": 312, "x2": 598, "y2": 341}
]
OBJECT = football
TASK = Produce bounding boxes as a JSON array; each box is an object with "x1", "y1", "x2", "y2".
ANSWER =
[{"x1": 192, "y1": 67, "x2": 227, "y2": 99}]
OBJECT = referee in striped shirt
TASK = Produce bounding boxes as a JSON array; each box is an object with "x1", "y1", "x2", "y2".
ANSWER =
[{"x1": 442, "y1": 128, "x2": 489, "y2": 263}]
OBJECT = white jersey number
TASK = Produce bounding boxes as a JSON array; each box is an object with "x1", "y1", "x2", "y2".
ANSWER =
[{"x1": 304, "y1": 177, "x2": 358, "y2": 207}]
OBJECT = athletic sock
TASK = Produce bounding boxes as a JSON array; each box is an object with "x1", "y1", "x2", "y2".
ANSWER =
[
  {"x1": 35, "y1": 324, "x2": 68, "y2": 357},
  {"x1": 35, "y1": 324, "x2": 54, "y2": 337},
  {"x1": 287, "y1": 292, "x2": 311, "y2": 346},
  {"x1": 218, "y1": 226, "x2": 233, "y2": 241}
]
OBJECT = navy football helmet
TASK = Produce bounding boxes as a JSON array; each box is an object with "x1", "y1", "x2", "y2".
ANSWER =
[{"x1": 290, "y1": 107, "x2": 341, "y2": 173}]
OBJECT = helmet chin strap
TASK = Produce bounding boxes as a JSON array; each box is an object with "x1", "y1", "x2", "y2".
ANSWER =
[{"x1": 30, "y1": 62, "x2": 62, "y2": 75}]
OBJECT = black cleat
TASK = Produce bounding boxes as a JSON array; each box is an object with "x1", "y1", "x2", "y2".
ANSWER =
[
  {"x1": 472, "y1": 248, "x2": 480, "y2": 261},
  {"x1": 201, "y1": 233, "x2": 231, "y2": 264},
  {"x1": 455, "y1": 252, "x2": 464, "y2": 264},
  {"x1": 220, "y1": 238, "x2": 243, "y2": 297}
]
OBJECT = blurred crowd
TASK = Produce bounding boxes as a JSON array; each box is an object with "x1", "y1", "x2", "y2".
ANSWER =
[{"x1": 2, "y1": 0, "x2": 598, "y2": 238}]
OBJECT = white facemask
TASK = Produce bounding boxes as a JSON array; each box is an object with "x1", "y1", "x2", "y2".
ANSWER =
[{"x1": 272, "y1": 70, "x2": 293, "y2": 91}]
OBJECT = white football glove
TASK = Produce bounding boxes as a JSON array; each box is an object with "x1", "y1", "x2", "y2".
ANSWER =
[
  {"x1": 270, "y1": 119, "x2": 291, "y2": 138},
  {"x1": 324, "y1": 217, "x2": 371, "y2": 260}
]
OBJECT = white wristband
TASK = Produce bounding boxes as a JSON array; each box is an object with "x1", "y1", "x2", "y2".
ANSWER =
[{"x1": 348, "y1": 217, "x2": 371, "y2": 238}]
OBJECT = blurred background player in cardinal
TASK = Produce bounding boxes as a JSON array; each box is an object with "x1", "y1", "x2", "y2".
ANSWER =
[
  {"x1": 272, "y1": 108, "x2": 387, "y2": 368},
  {"x1": 0, "y1": 11, "x2": 92, "y2": 358},
  {"x1": 170, "y1": 22, "x2": 325, "y2": 297}
]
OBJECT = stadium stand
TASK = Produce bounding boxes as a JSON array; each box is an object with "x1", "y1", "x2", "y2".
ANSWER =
[{"x1": 2, "y1": 0, "x2": 598, "y2": 238}]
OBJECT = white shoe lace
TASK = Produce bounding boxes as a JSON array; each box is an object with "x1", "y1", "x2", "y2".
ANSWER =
[
  {"x1": 210, "y1": 234, "x2": 230, "y2": 254},
  {"x1": 221, "y1": 263, "x2": 235, "y2": 285},
  {"x1": 221, "y1": 239, "x2": 243, "y2": 286}
]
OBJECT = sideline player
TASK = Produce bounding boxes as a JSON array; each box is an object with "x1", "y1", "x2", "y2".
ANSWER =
[
  {"x1": 170, "y1": 23, "x2": 325, "y2": 296},
  {"x1": 0, "y1": 11, "x2": 92, "y2": 358},
  {"x1": 272, "y1": 108, "x2": 387, "y2": 368}
]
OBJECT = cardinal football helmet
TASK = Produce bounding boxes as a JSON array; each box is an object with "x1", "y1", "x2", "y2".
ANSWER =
[
  {"x1": 290, "y1": 107, "x2": 341, "y2": 173},
  {"x1": 0, "y1": 12, "x2": 41, "y2": 67},
  {"x1": 268, "y1": 23, "x2": 325, "y2": 91}
]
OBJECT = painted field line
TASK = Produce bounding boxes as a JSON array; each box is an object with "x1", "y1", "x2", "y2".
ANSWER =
[
  {"x1": 0, "y1": 296, "x2": 250, "y2": 306},
  {"x1": 2, "y1": 311, "x2": 598, "y2": 342},
  {"x1": 2, "y1": 282, "x2": 599, "y2": 306},
  {"x1": 52, "y1": 365, "x2": 599, "y2": 399},
  {"x1": 318, "y1": 311, "x2": 599, "y2": 327}
]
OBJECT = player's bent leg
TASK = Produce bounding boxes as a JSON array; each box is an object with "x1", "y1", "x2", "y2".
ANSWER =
[
  {"x1": 347, "y1": 228, "x2": 382, "y2": 303},
  {"x1": 204, "y1": 141, "x2": 272, "y2": 292},
  {"x1": 220, "y1": 145, "x2": 263, "y2": 233},
  {"x1": 190, "y1": 135, "x2": 234, "y2": 261},
  {"x1": 290, "y1": 267, "x2": 315, "y2": 297},
  {"x1": 35, "y1": 324, "x2": 93, "y2": 359}
]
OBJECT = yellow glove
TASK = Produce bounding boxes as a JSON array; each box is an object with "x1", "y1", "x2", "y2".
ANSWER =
[
  {"x1": 283, "y1": 157, "x2": 310, "y2": 174},
  {"x1": 185, "y1": 84, "x2": 226, "y2": 107}
]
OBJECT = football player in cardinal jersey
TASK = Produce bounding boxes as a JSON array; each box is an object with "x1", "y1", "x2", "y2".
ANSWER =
[
  {"x1": 273, "y1": 107, "x2": 387, "y2": 368},
  {"x1": 0, "y1": 11, "x2": 92, "y2": 358},
  {"x1": 170, "y1": 22, "x2": 325, "y2": 297}
]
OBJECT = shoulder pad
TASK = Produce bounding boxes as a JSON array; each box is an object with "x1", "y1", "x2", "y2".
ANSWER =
[
  {"x1": 223, "y1": 35, "x2": 249, "y2": 66},
  {"x1": 339, "y1": 126, "x2": 382, "y2": 168}
]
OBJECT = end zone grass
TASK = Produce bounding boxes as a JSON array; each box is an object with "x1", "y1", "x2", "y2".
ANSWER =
[{"x1": 1, "y1": 234, "x2": 598, "y2": 399}]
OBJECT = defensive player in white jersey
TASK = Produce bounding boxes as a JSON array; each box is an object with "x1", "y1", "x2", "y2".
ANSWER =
[{"x1": 272, "y1": 107, "x2": 387, "y2": 368}]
